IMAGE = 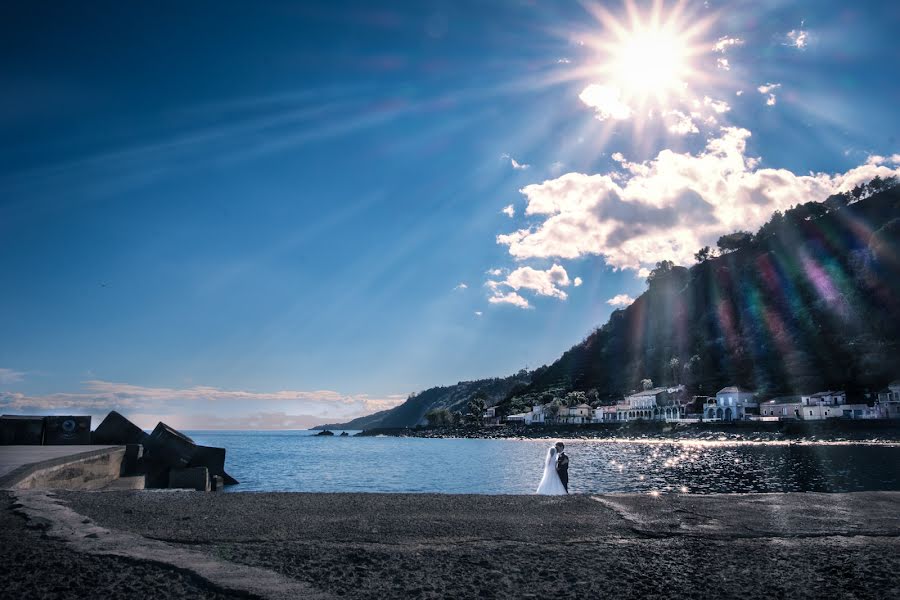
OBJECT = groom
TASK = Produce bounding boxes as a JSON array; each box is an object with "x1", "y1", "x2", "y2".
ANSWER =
[{"x1": 555, "y1": 442, "x2": 569, "y2": 493}]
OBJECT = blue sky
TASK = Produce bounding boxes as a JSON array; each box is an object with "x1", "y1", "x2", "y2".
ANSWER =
[{"x1": 2, "y1": 0, "x2": 899, "y2": 428}]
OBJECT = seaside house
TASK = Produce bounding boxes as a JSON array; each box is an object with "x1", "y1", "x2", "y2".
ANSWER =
[
  {"x1": 801, "y1": 391, "x2": 847, "y2": 406},
  {"x1": 594, "y1": 405, "x2": 619, "y2": 422},
  {"x1": 877, "y1": 381, "x2": 900, "y2": 419},
  {"x1": 710, "y1": 386, "x2": 757, "y2": 421},
  {"x1": 482, "y1": 407, "x2": 501, "y2": 426},
  {"x1": 556, "y1": 403, "x2": 592, "y2": 424},
  {"x1": 760, "y1": 396, "x2": 802, "y2": 420},
  {"x1": 616, "y1": 386, "x2": 685, "y2": 421}
]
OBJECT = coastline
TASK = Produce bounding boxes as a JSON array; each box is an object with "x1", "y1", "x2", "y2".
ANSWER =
[
  {"x1": 354, "y1": 419, "x2": 900, "y2": 442},
  {"x1": 5, "y1": 490, "x2": 900, "y2": 599}
]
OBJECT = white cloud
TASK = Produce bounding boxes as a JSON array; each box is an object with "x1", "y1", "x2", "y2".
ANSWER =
[
  {"x1": 579, "y1": 84, "x2": 633, "y2": 121},
  {"x1": 758, "y1": 83, "x2": 781, "y2": 106},
  {"x1": 557, "y1": 57, "x2": 572, "y2": 64},
  {"x1": 0, "y1": 368, "x2": 25, "y2": 384},
  {"x1": 0, "y1": 380, "x2": 408, "y2": 424},
  {"x1": 704, "y1": 97, "x2": 731, "y2": 114},
  {"x1": 785, "y1": 28, "x2": 809, "y2": 50},
  {"x1": 573, "y1": 277, "x2": 583, "y2": 287},
  {"x1": 712, "y1": 36, "x2": 744, "y2": 53},
  {"x1": 488, "y1": 291, "x2": 531, "y2": 309},
  {"x1": 606, "y1": 294, "x2": 635, "y2": 308},
  {"x1": 502, "y1": 204, "x2": 515, "y2": 218},
  {"x1": 736, "y1": 90, "x2": 744, "y2": 96},
  {"x1": 665, "y1": 110, "x2": 699, "y2": 135},
  {"x1": 637, "y1": 268, "x2": 651, "y2": 279},
  {"x1": 453, "y1": 282, "x2": 468, "y2": 291},
  {"x1": 496, "y1": 127, "x2": 900, "y2": 272},
  {"x1": 486, "y1": 268, "x2": 504, "y2": 276},
  {"x1": 550, "y1": 161, "x2": 566, "y2": 175},
  {"x1": 501, "y1": 154, "x2": 530, "y2": 170},
  {"x1": 474, "y1": 311, "x2": 483, "y2": 316},
  {"x1": 488, "y1": 264, "x2": 573, "y2": 300},
  {"x1": 716, "y1": 57, "x2": 730, "y2": 71}
]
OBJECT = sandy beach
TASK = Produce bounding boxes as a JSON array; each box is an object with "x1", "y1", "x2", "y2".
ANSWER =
[{"x1": 3, "y1": 490, "x2": 899, "y2": 599}]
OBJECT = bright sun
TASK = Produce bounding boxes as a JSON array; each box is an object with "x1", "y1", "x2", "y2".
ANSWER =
[
  {"x1": 613, "y1": 27, "x2": 689, "y2": 96},
  {"x1": 581, "y1": 0, "x2": 712, "y2": 108}
]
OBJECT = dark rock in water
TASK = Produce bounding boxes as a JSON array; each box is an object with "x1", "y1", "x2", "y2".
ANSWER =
[
  {"x1": 168, "y1": 466, "x2": 210, "y2": 491},
  {"x1": 187, "y1": 444, "x2": 239, "y2": 486},
  {"x1": 44, "y1": 415, "x2": 91, "y2": 445},
  {"x1": 145, "y1": 422, "x2": 196, "y2": 469},
  {"x1": 92, "y1": 411, "x2": 149, "y2": 445},
  {"x1": 0, "y1": 415, "x2": 45, "y2": 445},
  {"x1": 316, "y1": 430, "x2": 335, "y2": 436},
  {"x1": 339, "y1": 431, "x2": 349, "y2": 436}
]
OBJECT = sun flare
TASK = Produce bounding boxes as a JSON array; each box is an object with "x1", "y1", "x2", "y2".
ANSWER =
[
  {"x1": 612, "y1": 27, "x2": 689, "y2": 97},
  {"x1": 579, "y1": 0, "x2": 715, "y2": 115}
]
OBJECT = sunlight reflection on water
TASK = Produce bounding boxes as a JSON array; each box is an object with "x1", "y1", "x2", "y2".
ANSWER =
[{"x1": 185, "y1": 431, "x2": 900, "y2": 495}]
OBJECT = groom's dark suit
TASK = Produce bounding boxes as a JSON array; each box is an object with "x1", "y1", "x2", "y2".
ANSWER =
[{"x1": 556, "y1": 451, "x2": 569, "y2": 493}]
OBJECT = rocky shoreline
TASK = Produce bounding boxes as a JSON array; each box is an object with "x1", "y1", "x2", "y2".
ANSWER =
[
  {"x1": 5, "y1": 490, "x2": 900, "y2": 599},
  {"x1": 355, "y1": 419, "x2": 900, "y2": 443}
]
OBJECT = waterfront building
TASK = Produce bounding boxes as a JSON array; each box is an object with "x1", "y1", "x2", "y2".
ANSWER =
[
  {"x1": 760, "y1": 396, "x2": 802, "y2": 419},
  {"x1": 482, "y1": 407, "x2": 501, "y2": 426},
  {"x1": 801, "y1": 391, "x2": 847, "y2": 406},
  {"x1": 616, "y1": 386, "x2": 685, "y2": 421},
  {"x1": 708, "y1": 386, "x2": 758, "y2": 421},
  {"x1": 557, "y1": 403, "x2": 592, "y2": 424},
  {"x1": 877, "y1": 381, "x2": 900, "y2": 419}
]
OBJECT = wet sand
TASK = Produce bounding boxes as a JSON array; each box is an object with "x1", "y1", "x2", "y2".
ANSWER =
[{"x1": 5, "y1": 490, "x2": 900, "y2": 599}]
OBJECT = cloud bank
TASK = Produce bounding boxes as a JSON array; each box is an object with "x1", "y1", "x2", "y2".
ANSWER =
[{"x1": 497, "y1": 127, "x2": 900, "y2": 272}]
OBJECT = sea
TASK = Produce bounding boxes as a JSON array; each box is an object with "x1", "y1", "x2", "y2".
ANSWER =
[{"x1": 183, "y1": 430, "x2": 900, "y2": 495}]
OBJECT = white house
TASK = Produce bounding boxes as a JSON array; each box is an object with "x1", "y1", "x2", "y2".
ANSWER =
[
  {"x1": 558, "y1": 403, "x2": 592, "y2": 424},
  {"x1": 877, "y1": 381, "x2": 900, "y2": 419},
  {"x1": 801, "y1": 391, "x2": 847, "y2": 406},
  {"x1": 482, "y1": 407, "x2": 501, "y2": 426},
  {"x1": 707, "y1": 386, "x2": 757, "y2": 421},
  {"x1": 616, "y1": 386, "x2": 684, "y2": 421},
  {"x1": 760, "y1": 396, "x2": 802, "y2": 419}
]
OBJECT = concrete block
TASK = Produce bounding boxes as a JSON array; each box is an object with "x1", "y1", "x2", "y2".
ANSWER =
[
  {"x1": 121, "y1": 443, "x2": 143, "y2": 475},
  {"x1": 145, "y1": 422, "x2": 196, "y2": 468},
  {"x1": 210, "y1": 475, "x2": 224, "y2": 491},
  {"x1": 0, "y1": 415, "x2": 45, "y2": 445},
  {"x1": 44, "y1": 416, "x2": 91, "y2": 445},
  {"x1": 142, "y1": 460, "x2": 170, "y2": 489},
  {"x1": 92, "y1": 411, "x2": 149, "y2": 445},
  {"x1": 186, "y1": 445, "x2": 238, "y2": 485},
  {"x1": 168, "y1": 466, "x2": 210, "y2": 491}
]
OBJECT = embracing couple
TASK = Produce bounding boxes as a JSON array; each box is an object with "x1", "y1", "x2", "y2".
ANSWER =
[{"x1": 535, "y1": 441, "x2": 569, "y2": 495}]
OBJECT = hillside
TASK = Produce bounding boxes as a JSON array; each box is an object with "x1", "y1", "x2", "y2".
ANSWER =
[
  {"x1": 499, "y1": 183, "x2": 900, "y2": 412},
  {"x1": 315, "y1": 372, "x2": 531, "y2": 430},
  {"x1": 330, "y1": 181, "x2": 900, "y2": 429}
]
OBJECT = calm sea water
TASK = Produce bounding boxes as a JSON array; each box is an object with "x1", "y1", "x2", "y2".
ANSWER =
[{"x1": 184, "y1": 430, "x2": 900, "y2": 495}]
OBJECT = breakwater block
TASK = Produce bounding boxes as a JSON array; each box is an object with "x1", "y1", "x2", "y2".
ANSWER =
[
  {"x1": 0, "y1": 415, "x2": 45, "y2": 445},
  {"x1": 210, "y1": 475, "x2": 224, "y2": 491},
  {"x1": 168, "y1": 466, "x2": 210, "y2": 491},
  {"x1": 92, "y1": 411, "x2": 149, "y2": 445},
  {"x1": 145, "y1": 422, "x2": 195, "y2": 469},
  {"x1": 122, "y1": 443, "x2": 143, "y2": 475},
  {"x1": 187, "y1": 445, "x2": 238, "y2": 485},
  {"x1": 44, "y1": 416, "x2": 91, "y2": 445}
]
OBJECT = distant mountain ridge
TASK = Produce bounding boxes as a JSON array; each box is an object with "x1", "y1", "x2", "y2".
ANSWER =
[
  {"x1": 314, "y1": 372, "x2": 531, "y2": 430},
  {"x1": 325, "y1": 183, "x2": 900, "y2": 429}
]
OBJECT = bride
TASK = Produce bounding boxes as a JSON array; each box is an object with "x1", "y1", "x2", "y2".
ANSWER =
[{"x1": 535, "y1": 446, "x2": 567, "y2": 495}]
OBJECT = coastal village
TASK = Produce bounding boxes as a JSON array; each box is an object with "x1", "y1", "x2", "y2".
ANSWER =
[{"x1": 489, "y1": 380, "x2": 900, "y2": 427}]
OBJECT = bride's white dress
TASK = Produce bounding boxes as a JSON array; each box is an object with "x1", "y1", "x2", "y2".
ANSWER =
[{"x1": 535, "y1": 447, "x2": 567, "y2": 495}]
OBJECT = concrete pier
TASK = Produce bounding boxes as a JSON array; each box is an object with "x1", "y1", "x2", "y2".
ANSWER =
[{"x1": 0, "y1": 445, "x2": 125, "y2": 490}]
